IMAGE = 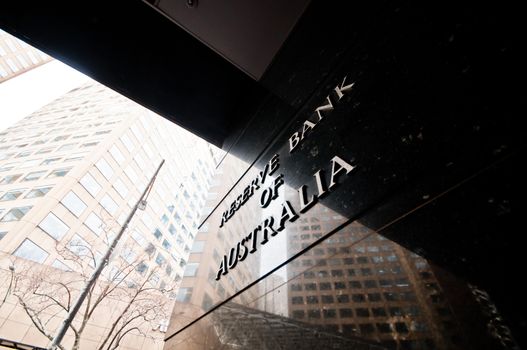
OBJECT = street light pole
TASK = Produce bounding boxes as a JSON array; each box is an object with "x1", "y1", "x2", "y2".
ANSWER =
[{"x1": 48, "y1": 159, "x2": 165, "y2": 350}]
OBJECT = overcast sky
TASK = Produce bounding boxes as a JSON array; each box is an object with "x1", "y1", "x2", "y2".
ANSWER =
[{"x1": 0, "y1": 60, "x2": 90, "y2": 132}]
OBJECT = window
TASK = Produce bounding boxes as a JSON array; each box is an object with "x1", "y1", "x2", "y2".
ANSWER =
[
  {"x1": 352, "y1": 294, "x2": 366, "y2": 302},
  {"x1": 1, "y1": 173, "x2": 22, "y2": 184},
  {"x1": 334, "y1": 282, "x2": 346, "y2": 289},
  {"x1": 305, "y1": 283, "x2": 317, "y2": 291},
  {"x1": 18, "y1": 159, "x2": 41, "y2": 169},
  {"x1": 364, "y1": 280, "x2": 377, "y2": 288},
  {"x1": 100, "y1": 194, "x2": 118, "y2": 214},
  {"x1": 176, "y1": 287, "x2": 193, "y2": 303},
  {"x1": 67, "y1": 234, "x2": 91, "y2": 257},
  {"x1": 124, "y1": 166, "x2": 138, "y2": 183},
  {"x1": 120, "y1": 134, "x2": 134, "y2": 152},
  {"x1": 168, "y1": 224, "x2": 177, "y2": 236},
  {"x1": 32, "y1": 139, "x2": 48, "y2": 146},
  {"x1": 306, "y1": 296, "x2": 318, "y2": 304},
  {"x1": 0, "y1": 188, "x2": 26, "y2": 201},
  {"x1": 113, "y1": 179, "x2": 128, "y2": 198},
  {"x1": 41, "y1": 157, "x2": 62, "y2": 165},
  {"x1": 339, "y1": 308, "x2": 353, "y2": 318},
  {"x1": 22, "y1": 170, "x2": 47, "y2": 182},
  {"x1": 57, "y1": 143, "x2": 76, "y2": 152},
  {"x1": 96, "y1": 158, "x2": 113, "y2": 180},
  {"x1": 72, "y1": 134, "x2": 88, "y2": 139},
  {"x1": 0, "y1": 163, "x2": 18, "y2": 172},
  {"x1": 184, "y1": 263, "x2": 199, "y2": 277},
  {"x1": 320, "y1": 310, "x2": 337, "y2": 321},
  {"x1": 191, "y1": 241, "x2": 205, "y2": 253},
  {"x1": 131, "y1": 230, "x2": 147, "y2": 247},
  {"x1": 61, "y1": 191, "x2": 87, "y2": 217},
  {"x1": 14, "y1": 239, "x2": 49, "y2": 263},
  {"x1": 64, "y1": 155, "x2": 85, "y2": 162},
  {"x1": 136, "y1": 262, "x2": 148, "y2": 276},
  {"x1": 153, "y1": 228, "x2": 162, "y2": 240},
  {"x1": 80, "y1": 173, "x2": 101, "y2": 197},
  {"x1": 321, "y1": 295, "x2": 334, "y2": 303},
  {"x1": 372, "y1": 307, "x2": 387, "y2": 317},
  {"x1": 1, "y1": 206, "x2": 32, "y2": 222},
  {"x1": 307, "y1": 310, "x2": 321, "y2": 319},
  {"x1": 0, "y1": 231, "x2": 7, "y2": 240},
  {"x1": 155, "y1": 253, "x2": 166, "y2": 266},
  {"x1": 85, "y1": 212, "x2": 103, "y2": 236},
  {"x1": 350, "y1": 281, "x2": 362, "y2": 289},
  {"x1": 25, "y1": 186, "x2": 52, "y2": 198},
  {"x1": 16, "y1": 151, "x2": 32, "y2": 158},
  {"x1": 121, "y1": 247, "x2": 137, "y2": 264},
  {"x1": 376, "y1": 323, "x2": 391, "y2": 333},
  {"x1": 356, "y1": 308, "x2": 370, "y2": 317},
  {"x1": 47, "y1": 167, "x2": 71, "y2": 178},
  {"x1": 52, "y1": 134, "x2": 70, "y2": 142},
  {"x1": 39, "y1": 212, "x2": 69, "y2": 240},
  {"x1": 80, "y1": 141, "x2": 99, "y2": 148}
]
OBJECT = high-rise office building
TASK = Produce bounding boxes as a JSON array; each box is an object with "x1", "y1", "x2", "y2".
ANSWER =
[
  {"x1": 0, "y1": 30, "x2": 51, "y2": 83},
  {"x1": 285, "y1": 208, "x2": 460, "y2": 349},
  {"x1": 0, "y1": 82, "x2": 219, "y2": 349}
]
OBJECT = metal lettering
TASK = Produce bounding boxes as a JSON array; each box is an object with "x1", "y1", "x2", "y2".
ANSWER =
[
  {"x1": 333, "y1": 76, "x2": 354, "y2": 101},
  {"x1": 298, "y1": 184, "x2": 317, "y2": 213},
  {"x1": 215, "y1": 255, "x2": 228, "y2": 280},
  {"x1": 268, "y1": 154, "x2": 280, "y2": 175},
  {"x1": 278, "y1": 200, "x2": 299, "y2": 231},
  {"x1": 301, "y1": 120, "x2": 317, "y2": 140},
  {"x1": 329, "y1": 156, "x2": 356, "y2": 189},
  {"x1": 260, "y1": 216, "x2": 277, "y2": 245},
  {"x1": 314, "y1": 169, "x2": 328, "y2": 198},
  {"x1": 313, "y1": 96, "x2": 334, "y2": 121},
  {"x1": 289, "y1": 132, "x2": 300, "y2": 152}
]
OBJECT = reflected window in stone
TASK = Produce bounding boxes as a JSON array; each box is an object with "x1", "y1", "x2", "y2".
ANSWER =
[
  {"x1": 323, "y1": 309, "x2": 337, "y2": 318},
  {"x1": 306, "y1": 296, "x2": 318, "y2": 304},
  {"x1": 307, "y1": 310, "x2": 321, "y2": 319},
  {"x1": 321, "y1": 295, "x2": 334, "y2": 304},
  {"x1": 359, "y1": 324, "x2": 374, "y2": 334},
  {"x1": 368, "y1": 293, "x2": 382, "y2": 302},
  {"x1": 356, "y1": 308, "x2": 370, "y2": 317},
  {"x1": 336, "y1": 295, "x2": 349, "y2": 303},
  {"x1": 376, "y1": 323, "x2": 391, "y2": 333}
]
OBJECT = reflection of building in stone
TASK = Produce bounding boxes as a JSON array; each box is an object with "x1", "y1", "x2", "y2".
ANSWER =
[
  {"x1": 257, "y1": 274, "x2": 288, "y2": 317},
  {"x1": 165, "y1": 302, "x2": 387, "y2": 350},
  {"x1": 169, "y1": 157, "x2": 265, "y2": 335},
  {"x1": 210, "y1": 302, "x2": 385, "y2": 350},
  {"x1": 286, "y1": 205, "x2": 466, "y2": 349}
]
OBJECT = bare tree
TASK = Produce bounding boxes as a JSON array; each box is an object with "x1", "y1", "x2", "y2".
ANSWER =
[{"x1": 9, "y1": 235, "x2": 174, "y2": 350}]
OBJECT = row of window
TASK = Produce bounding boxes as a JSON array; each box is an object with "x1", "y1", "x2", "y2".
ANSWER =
[
  {"x1": 0, "y1": 167, "x2": 70, "y2": 185},
  {"x1": 291, "y1": 274, "x2": 410, "y2": 290},
  {"x1": 0, "y1": 130, "x2": 110, "y2": 151},
  {"x1": 0, "y1": 142, "x2": 99, "y2": 161},
  {"x1": 292, "y1": 308, "x2": 420, "y2": 326},
  {"x1": 0, "y1": 154, "x2": 88, "y2": 172},
  {"x1": 0, "y1": 185, "x2": 53, "y2": 201},
  {"x1": 290, "y1": 290, "x2": 417, "y2": 305}
]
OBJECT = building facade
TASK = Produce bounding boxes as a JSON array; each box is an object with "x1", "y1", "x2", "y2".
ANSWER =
[
  {"x1": 0, "y1": 30, "x2": 51, "y2": 83},
  {"x1": 0, "y1": 82, "x2": 219, "y2": 349}
]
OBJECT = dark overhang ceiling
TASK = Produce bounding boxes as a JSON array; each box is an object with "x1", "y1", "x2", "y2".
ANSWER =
[{"x1": 1, "y1": 0, "x2": 308, "y2": 147}]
